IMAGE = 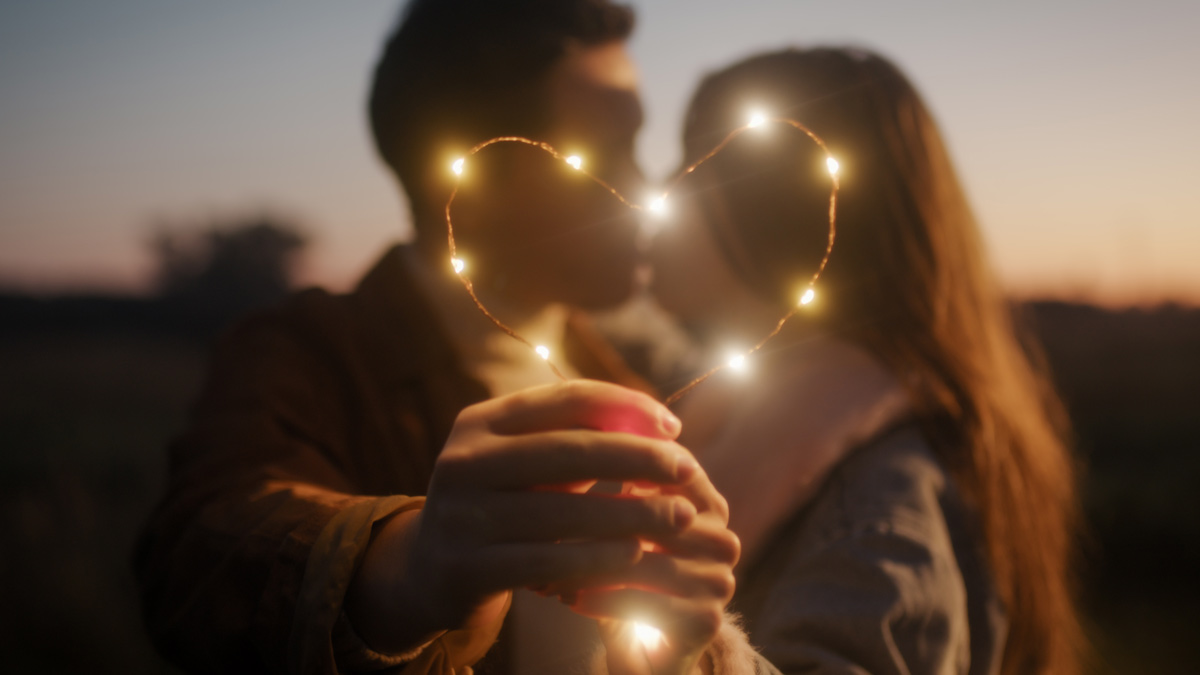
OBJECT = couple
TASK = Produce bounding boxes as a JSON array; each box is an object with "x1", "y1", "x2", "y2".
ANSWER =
[{"x1": 135, "y1": 1, "x2": 1082, "y2": 674}]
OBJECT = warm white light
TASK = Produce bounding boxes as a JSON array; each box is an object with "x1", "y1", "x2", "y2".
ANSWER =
[
  {"x1": 648, "y1": 196, "x2": 667, "y2": 215},
  {"x1": 728, "y1": 354, "x2": 747, "y2": 371},
  {"x1": 451, "y1": 257, "x2": 465, "y2": 274},
  {"x1": 826, "y1": 156, "x2": 840, "y2": 176},
  {"x1": 451, "y1": 158, "x2": 465, "y2": 176},
  {"x1": 800, "y1": 288, "x2": 815, "y2": 305},
  {"x1": 633, "y1": 622, "x2": 664, "y2": 651},
  {"x1": 535, "y1": 345, "x2": 551, "y2": 360},
  {"x1": 565, "y1": 155, "x2": 583, "y2": 170},
  {"x1": 748, "y1": 111, "x2": 767, "y2": 128}
]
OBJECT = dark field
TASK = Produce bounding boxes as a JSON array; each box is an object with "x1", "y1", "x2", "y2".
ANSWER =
[{"x1": 1, "y1": 298, "x2": 1197, "y2": 673}]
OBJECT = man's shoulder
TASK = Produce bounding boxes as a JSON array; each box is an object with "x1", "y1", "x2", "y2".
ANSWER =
[
  {"x1": 217, "y1": 287, "x2": 364, "y2": 358},
  {"x1": 216, "y1": 244, "x2": 432, "y2": 365}
]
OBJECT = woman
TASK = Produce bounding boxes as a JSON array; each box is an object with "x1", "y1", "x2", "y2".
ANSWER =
[{"x1": 650, "y1": 48, "x2": 1083, "y2": 674}]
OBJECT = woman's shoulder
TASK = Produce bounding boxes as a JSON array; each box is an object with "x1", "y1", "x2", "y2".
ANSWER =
[
  {"x1": 736, "y1": 425, "x2": 1006, "y2": 674},
  {"x1": 692, "y1": 337, "x2": 917, "y2": 564},
  {"x1": 738, "y1": 423, "x2": 969, "y2": 587},
  {"x1": 807, "y1": 424, "x2": 958, "y2": 545}
]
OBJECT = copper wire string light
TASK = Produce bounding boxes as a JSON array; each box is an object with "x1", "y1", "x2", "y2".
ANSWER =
[{"x1": 444, "y1": 115, "x2": 840, "y2": 406}]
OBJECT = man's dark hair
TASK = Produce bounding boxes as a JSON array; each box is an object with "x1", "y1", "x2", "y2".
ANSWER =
[{"x1": 369, "y1": 0, "x2": 635, "y2": 230}]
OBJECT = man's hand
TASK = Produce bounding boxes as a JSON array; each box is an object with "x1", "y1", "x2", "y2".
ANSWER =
[{"x1": 345, "y1": 380, "x2": 702, "y2": 654}]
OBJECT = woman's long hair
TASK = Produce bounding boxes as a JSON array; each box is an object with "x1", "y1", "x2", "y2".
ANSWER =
[{"x1": 681, "y1": 48, "x2": 1083, "y2": 675}]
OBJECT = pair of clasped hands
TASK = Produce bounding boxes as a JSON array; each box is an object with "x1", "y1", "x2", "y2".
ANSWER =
[{"x1": 348, "y1": 380, "x2": 740, "y2": 675}]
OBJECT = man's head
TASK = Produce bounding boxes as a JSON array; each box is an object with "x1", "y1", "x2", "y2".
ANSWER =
[{"x1": 370, "y1": 0, "x2": 644, "y2": 309}]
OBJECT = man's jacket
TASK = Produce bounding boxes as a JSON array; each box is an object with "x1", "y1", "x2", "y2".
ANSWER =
[{"x1": 134, "y1": 244, "x2": 648, "y2": 674}]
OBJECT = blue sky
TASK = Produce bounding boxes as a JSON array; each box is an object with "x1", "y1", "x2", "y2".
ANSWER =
[{"x1": 2, "y1": 1, "x2": 1197, "y2": 304}]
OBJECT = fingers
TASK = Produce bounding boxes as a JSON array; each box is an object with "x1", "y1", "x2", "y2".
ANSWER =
[
  {"x1": 533, "y1": 514, "x2": 739, "y2": 600},
  {"x1": 472, "y1": 539, "x2": 643, "y2": 592},
  {"x1": 643, "y1": 512, "x2": 741, "y2": 566},
  {"x1": 611, "y1": 554, "x2": 735, "y2": 601},
  {"x1": 478, "y1": 380, "x2": 682, "y2": 439},
  {"x1": 552, "y1": 552, "x2": 735, "y2": 600},
  {"x1": 628, "y1": 462, "x2": 729, "y2": 523},
  {"x1": 458, "y1": 491, "x2": 697, "y2": 543},
  {"x1": 441, "y1": 430, "x2": 698, "y2": 489},
  {"x1": 422, "y1": 378, "x2": 731, "y2": 633}
]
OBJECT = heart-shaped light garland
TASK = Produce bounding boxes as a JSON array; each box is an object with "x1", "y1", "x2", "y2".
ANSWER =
[
  {"x1": 443, "y1": 114, "x2": 839, "y2": 650},
  {"x1": 444, "y1": 113, "x2": 840, "y2": 405}
]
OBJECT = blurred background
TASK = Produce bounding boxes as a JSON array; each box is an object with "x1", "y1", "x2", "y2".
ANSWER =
[{"x1": 1, "y1": 1, "x2": 1197, "y2": 672}]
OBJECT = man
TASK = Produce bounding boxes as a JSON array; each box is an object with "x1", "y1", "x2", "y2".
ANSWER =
[{"x1": 135, "y1": 1, "x2": 759, "y2": 673}]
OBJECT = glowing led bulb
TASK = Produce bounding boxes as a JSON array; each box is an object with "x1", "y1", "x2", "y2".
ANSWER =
[
  {"x1": 633, "y1": 622, "x2": 664, "y2": 651},
  {"x1": 451, "y1": 158, "x2": 465, "y2": 176},
  {"x1": 535, "y1": 345, "x2": 551, "y2": 360},
  {"x1": 648, "y1": 196, "x2": 667, "y2": 215},
  {"x1": 825, "y1": 156, "x2": 840, "y2": 176},
  {"x1": 799, "y1": 288, "x2": 815, "y2": 305},
  {"x1": 748, "y1": 112, "x2": 767, "y2": 128},
  {"x1": 451, "y1": 257, "x2": 465, "y2": 274},
  {"x1": 728, "y1": 354, "x2": 747, "y2": 371},
  {"x1": 565, "y1": 155, "x2": 583, "y2": 170}
]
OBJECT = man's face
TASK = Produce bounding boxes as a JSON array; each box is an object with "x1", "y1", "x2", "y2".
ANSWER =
[{"x1": 461, "y1": 42, "x2": 645, "y2": 310}]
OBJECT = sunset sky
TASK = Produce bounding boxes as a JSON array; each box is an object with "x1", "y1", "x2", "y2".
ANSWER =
[{"x1": 2, "y1": 1, "x2": 1197, "y2": 305}]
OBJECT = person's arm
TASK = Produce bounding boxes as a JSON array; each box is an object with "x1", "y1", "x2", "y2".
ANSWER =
[
  {"x1": 742, "y1": 430, "x2": 972, "y2": 675},
  {"x1": 345, "y1": 380, "x2": 703, "y2": 658},
  {"x1": 136, "y1": 305, "x2": 703, "y2": 673},
  {"x1": 133, "y1": 307, "x2": 429, "y2": 673}
]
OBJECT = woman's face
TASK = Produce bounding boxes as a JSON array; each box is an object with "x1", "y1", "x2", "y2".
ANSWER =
[{"x1": 648, "y1": 190, "x2": 750, "y2": 329}]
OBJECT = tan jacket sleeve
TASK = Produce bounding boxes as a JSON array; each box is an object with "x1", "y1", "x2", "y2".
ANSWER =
[
  {"x1": 133, "y1": 301, "x2": 502, "y2": 674},
  {"x1": 301, "y1": 498, "x2": 511, "y2": 674}
]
